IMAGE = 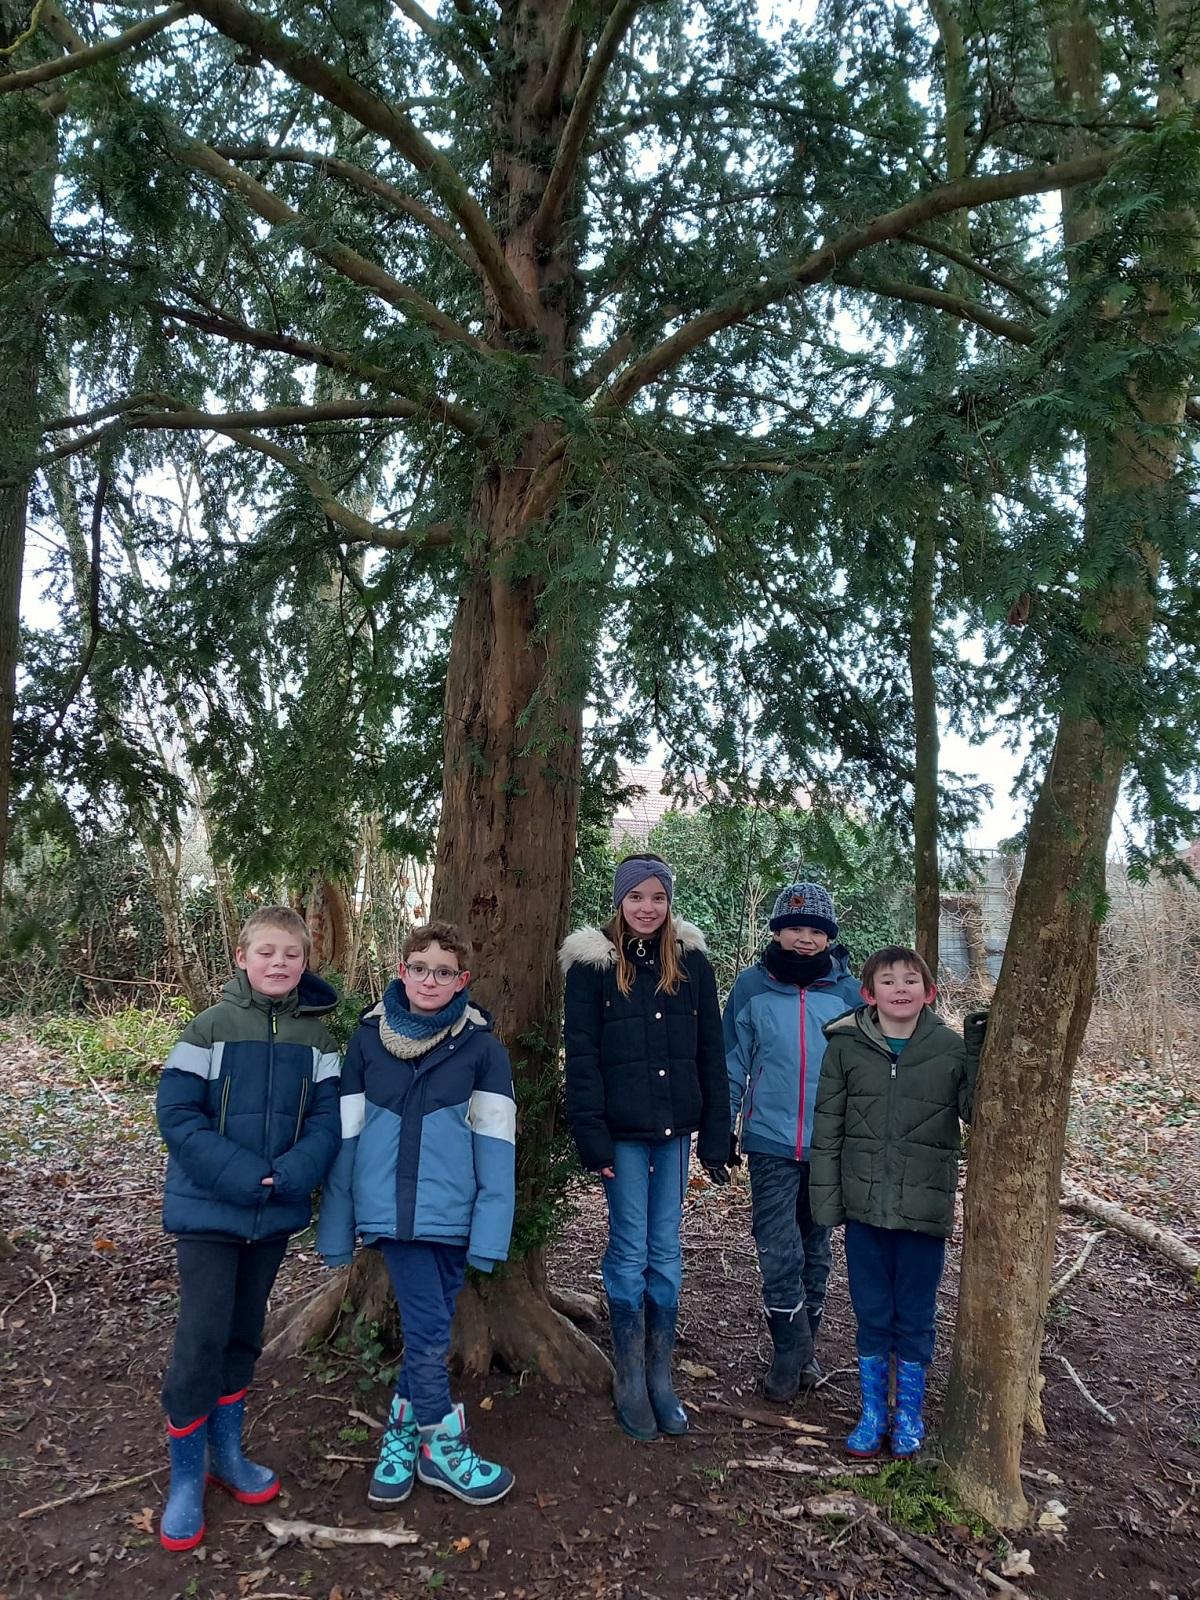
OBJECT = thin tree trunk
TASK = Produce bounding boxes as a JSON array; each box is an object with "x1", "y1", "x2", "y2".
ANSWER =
[
  {"x1": 943, "y1": 0, "x2": 1196, "y2": 1526},
  {"x1": 0, "y1": 3, "x2": 56, "y2": 899},
  {"x1": 910, "y1": 515, "x2": 940, "y2": 975}
]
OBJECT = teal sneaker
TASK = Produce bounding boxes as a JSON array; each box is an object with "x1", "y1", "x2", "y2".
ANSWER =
[
  {"x1": 416, "y1": 1403, "x2": 514, "y2": 1505},
  {"x1": 369, "y1": 1394, "x2": 419, "y2": 1506}
]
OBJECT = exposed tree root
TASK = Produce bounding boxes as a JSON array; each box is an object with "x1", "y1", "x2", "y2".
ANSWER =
[
  {"x1": 264, "y1": 1250, "x2": 612, "y2": 1392},
  {"x1": 546, "y1": 1284, "x2": 605, "y2": 1323}
]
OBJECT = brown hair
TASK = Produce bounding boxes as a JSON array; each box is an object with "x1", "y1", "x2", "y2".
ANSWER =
[
  {"x1": 606, "y1": 851, "x2": 684, "y2": 997},
  {"x1": 238, "y1": 906, "x2": 311, "y2": 958},
  {"x1": 402, "y1": 920, "x2": 470, "y2": 969},
  {"x1": 860, "y1": 945, "x2": 934, "y2": 995}
]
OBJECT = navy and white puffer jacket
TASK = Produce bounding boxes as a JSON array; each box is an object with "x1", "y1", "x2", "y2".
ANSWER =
[
  {"x1": 156, "y1": 970, "x2": 342, "y2": 1241},
  {"x1": 316, "y1": 997, "x2": 516, "y2": 1273}
]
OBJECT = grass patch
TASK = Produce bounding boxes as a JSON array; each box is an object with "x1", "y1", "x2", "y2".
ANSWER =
[
  {"x1": 34, "y1": 1001, "x2": 191, "y2": 1087},
  {"x1": 829, "y1": 1459, "x2": 993, "y2": 1540}
]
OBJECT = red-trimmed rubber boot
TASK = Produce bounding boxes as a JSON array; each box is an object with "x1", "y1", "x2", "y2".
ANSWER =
[
  {"x1": 206, "y1": 1389, "x2": 280, "y2": 1504},
  {"x1": 161, "y1": 1415, "x2": 207, "y2": 1551}
]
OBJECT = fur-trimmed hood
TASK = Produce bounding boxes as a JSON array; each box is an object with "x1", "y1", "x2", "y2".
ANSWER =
[{"x1": 558, "y1": 920, "x2": 707, "y2": 974}]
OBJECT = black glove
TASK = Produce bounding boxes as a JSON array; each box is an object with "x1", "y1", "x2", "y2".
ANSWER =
[
  {"x1": 728, "y1": 1131, "x2": 742, "y2": 1167},
  {"x1": 963, "y1": 1008, "x2": 990, "y2": 1054},
  {"x1": 702, "y1": 1162, "x2": 730, "y2": 1186}
]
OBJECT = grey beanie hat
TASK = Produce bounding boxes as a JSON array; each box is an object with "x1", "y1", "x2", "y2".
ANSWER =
[
  {"x1": 613, "y1": 856, "x2": 674, "y2": 907},
  {"x1": 769, "y1": 881, "x2": 838, "y2": 938}
]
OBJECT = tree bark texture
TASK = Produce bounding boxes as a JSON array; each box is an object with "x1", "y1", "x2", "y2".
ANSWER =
[
  {"x1": 0, "y1": 3, "x2": 55, "y2": 900},
  {"x1": 427, "y1": 0, "x2": 607, "y2": 1385},
  {"x1": 910, "y1": 515, "x2": 940, "y2": 976},
  {"x1": 943, "y1": 0, "x2": 1196, "y2": 1526}
]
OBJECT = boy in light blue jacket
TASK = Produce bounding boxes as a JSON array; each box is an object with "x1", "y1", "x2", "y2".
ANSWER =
[
  {"x1": 724, "y1": 883, "x2": 859, "y2": 1401},
  {"x1": 318, "y1": 920, "x2": 516, "y2": 1507}
]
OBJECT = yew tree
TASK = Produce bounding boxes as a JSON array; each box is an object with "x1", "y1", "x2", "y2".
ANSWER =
[{"x1": 5, "y1": 0, "x2": 1199, "y2": 1454}]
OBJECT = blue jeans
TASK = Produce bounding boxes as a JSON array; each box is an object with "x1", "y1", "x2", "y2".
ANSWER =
[
  {"x1": 845, "y1": 1220, "x2": 946, "y2": 1364},
  {"x1": 747, "y1": 1153, "x2": 832, "y2": 1320},
  {"x1": 377, "y1": 1238, "x2": 467, "y2": 1426},
  {"x1": 601, "y1": 1136, "x2": 690, "y2": 1307}
]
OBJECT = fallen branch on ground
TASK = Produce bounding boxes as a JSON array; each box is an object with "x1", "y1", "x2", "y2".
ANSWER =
[
  {"x1": 0, "y1": 1273, "x2": 55, "y2": 1327},
  {"x1": 802, "y1": 1493, "x2": 989, "y2": 1600},
  {"x1": 19, "y1": 1469, "x2": 160, "y2": 1519},
  {"x1": 692, "y1": 1399, "x2": 826, "y2": 1434},
  {"x1": 263, "y1": 1516, "x2": 418, "y2": 1549},
  {"x1": 1060, "y1": 1181, "x2": 1200, "y2": 1278},
  {"x1": 1048, "y1": 1228, "x2": 1106, "y2": 1300},
  {"x1": 731, "y1": 1456, "x2": 870, "y2": 1478},
  {"x1": 1056, "y1": 1354, "x2": 1118, "y2": 1425}
]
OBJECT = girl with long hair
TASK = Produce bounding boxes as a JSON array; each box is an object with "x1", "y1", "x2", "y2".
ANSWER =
[{"x1": 560, "y1": 852, "x2": 729, "y2": 1440}]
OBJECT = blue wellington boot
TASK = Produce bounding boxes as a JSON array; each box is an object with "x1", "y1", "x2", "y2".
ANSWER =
[
  {"x1": 368, "y1": 1393, "x2": 419, "y2": 1505},
  {"x1": 846, "y1": 1354, "x2": 890, "y2": 1457},
  {"x1": 607, "y1": 1298, "x2": 658, "y2": 1441},
  {"x1": 207, "y1": 1389, "x2": 280, "y2": 1504},
  {"x1": 161, "y1": 1416, "x2": 207, "y2": 1552},
  {"x1": 890, "y1": 1360, "x2": 929, "y2": 1458},
  {"x1": 644, "y1": 1298, "x2": 688, "y2": 1436},
  {"x1": 416, "y1": 1403, "x2": 515, "y2": 1504}
]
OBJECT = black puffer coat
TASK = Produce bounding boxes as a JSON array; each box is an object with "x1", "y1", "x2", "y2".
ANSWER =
[{"x1": 560, "y1": 921, "x2": 730, "y2": 1172}]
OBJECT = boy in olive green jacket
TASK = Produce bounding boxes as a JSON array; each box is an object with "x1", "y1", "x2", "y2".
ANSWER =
[{"x1": 809, "y1": 945, "x2": 985, "y2": 1460}]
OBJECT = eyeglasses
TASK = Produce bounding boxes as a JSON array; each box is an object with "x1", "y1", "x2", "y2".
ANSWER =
[{"x1": 405, "y1": 962, "x2": 461, "y2": 985}]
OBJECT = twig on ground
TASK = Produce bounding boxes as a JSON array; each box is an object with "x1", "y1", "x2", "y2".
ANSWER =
[
  {"x1": 1060, "y1": 1180, "x2": 1200, "y2": 1277},
  {"x1": 1048, "y1": 1228, "x2": 1106, "y2": 1300},
  {"x1": 18, "y1": 1469, "x2": 160, "y2": 1519},
  {"x1": 692, "y1": 1399, "x2": 826, "y2": 1434},
  {"x1": 803, "y1": 1494, "x2": 989, "y2": 1600},
  {"x1": 323, "y1": 1453, "x2": 375, "y2": 1464},
  {"x1": 1056, "y1": 1355, "x2": 1117, "y2": 1425},
  {"x1": 731, "y1": 1456, "x2": 869, "y2": 1478},
  {"x1": 979, "y1": 1566, "x2": 1035, "y2": 1600},
  {"x1": 0, "y1": 1274, "x2": 55, "y2": 1329},
  {"x1": 348, "y1": 1407, "x2": 385, "y2": 1431},
  {"x1": 263, "y1": 1516, "x2": 418, "y2": 1549}
]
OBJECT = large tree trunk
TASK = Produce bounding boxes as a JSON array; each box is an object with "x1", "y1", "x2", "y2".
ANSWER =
[
  {"x1": 943, "y1": 0, "x2": 1196, "y2": 1526},
  {"x1": 0, "y1": 3, "x2": 56, "y2": 900}
]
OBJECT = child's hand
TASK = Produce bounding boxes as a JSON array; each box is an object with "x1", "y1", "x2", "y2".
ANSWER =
[
  {"x1": 963, "y1": 1009, "x2": 990, "y2": 1052},
  {"x1": 600, "y1": 1166, "x2": 615, "y2": 1180},
  {"x1": 261, "y1": 1176, "x2": 274, "y2": 1186}
]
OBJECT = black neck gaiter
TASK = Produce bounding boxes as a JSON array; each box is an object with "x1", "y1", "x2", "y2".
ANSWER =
[{"x1": 762, "y1": 941, "x2": 834, "y2": 989}]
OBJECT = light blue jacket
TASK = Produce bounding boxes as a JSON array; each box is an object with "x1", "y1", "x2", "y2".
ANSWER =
[
  {"x1": 724, "y1": 948, "x2": 860, "y2": 1162},
  {"x1": 316, "y1": 997, "x2": 516, "y2": 1272}
]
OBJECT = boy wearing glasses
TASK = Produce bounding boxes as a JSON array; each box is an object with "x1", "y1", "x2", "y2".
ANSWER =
[{"x1": 317, "y1": 922, "x2": 517, "y2": 1506}]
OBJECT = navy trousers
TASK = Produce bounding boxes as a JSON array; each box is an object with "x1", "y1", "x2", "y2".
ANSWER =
[
  {"x1": 378, "y1": 1238, "x2": 468, "y2": 1427},
  {"x1": 844, "y1": 1220, "x2": 946, "y2": 1364},
  {"x1": 162, "y1": 1234, "x2": 290, "y2": 1427}
]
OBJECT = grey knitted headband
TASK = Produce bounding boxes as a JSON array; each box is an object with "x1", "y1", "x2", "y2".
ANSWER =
[{"x1": 612, "y1": 857, "x2": 674, "y2": 907}]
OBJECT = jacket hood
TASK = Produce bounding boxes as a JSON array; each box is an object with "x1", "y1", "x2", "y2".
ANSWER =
[
  {"x1": 220, "y1": 967, "x2": 339, "y2": 1016},
  {"x1": 825, "y1": 1003, "x2": 947, "y2": 1050},
  {"x1": 558, "y1": 919, "x2": 707, "y2": 974}
]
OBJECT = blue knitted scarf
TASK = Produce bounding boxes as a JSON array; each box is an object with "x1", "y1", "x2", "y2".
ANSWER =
[{"x1": 381, "y1": 978, "x2": 469, "y2": 1040}]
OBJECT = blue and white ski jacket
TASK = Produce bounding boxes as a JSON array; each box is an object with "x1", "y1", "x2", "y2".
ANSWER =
[
  {"x1": 724, "y1": 948, "x2": 860, "y2": 1163},
  {"x1": 316, "y1": 997, "x2": 516, "y2": 1272}
]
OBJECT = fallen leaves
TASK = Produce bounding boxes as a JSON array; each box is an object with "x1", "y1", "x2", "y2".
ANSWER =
[{"x1": 128, "y1": 1506, "x2": 154, "y2": 1535}]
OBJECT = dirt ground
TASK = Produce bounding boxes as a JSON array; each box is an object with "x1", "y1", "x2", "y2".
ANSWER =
[{"x1": 1, "y1": 1020, "x2": 1198, "y2": 1600}]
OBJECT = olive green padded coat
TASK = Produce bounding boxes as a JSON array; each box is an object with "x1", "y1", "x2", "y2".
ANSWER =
[{"x1": 808, "y1": 1006, "x2": 978, "y2": 1239}]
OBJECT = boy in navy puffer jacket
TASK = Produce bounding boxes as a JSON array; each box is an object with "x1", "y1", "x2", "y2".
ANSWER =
[
  {"x1": 724, "y1": 883, "x2": 860, "y2": 1401},
  {"x1": 156, "y1": 907, "x2": 341, "y2": 1553},
  {"x1": 318, "y1": 920, "x2": 516, "y2": 1508}
]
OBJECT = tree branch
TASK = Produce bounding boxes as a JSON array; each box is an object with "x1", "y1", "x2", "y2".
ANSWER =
[
  {"x1": 185, "y1": 0, "x2": 538, "y2": 331},
  {"x1": 211, "y1": 143, "x2": 481, "y2": 273},
  {"x1": 204, "y1": 425, "x2": 457, "y2": 552},
  {"x1": 146, "y1": 301, "x2": 481, "y2": 434},
  {"x1": 533, "y1": 9, "x2": 582, "y2": 117},
  {"x1": 533, "y1": 0, "x2": 643, "y2": 244},
  {"x1": 392, "y1": 0, "x2": 481, "y2": 83},
  {"x1": 127, "y1": 399, "x2": 428, "y2": 430},
  {"x1": 44, "y1": 473, "x2": 108, "y2": 745},
  {"x1": 900, "y1": 231, "x2": 1051, "y2": 315},
  {"x1": 0, "y1": 3, "x2": 186, "y2": 91},
  {"x1": 835, "y1": 271, "x2": 1038, "y2": 345},
  {"x1": 601, "y1": 146, "x2": 1124, "y2": 409},
  {"x1": 179, "y1": 140, "x2": 485, "y2": 352}
]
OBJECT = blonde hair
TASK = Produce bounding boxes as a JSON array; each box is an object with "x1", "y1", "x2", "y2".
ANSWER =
[
  {"x1": 605, "y1": 904, "x2": 685, "y2": 999},
  {"x1": 237, "y1": 906, "x2": 311, "y2": 958}
]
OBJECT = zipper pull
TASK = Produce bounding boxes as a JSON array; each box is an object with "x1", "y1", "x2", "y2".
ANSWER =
[
  {"x1": 272, "y1": 1011, "x2": 278, "y2": 1036},
  {"x1": 891, "y1": 1060, "x2": 897, "y2": 1079}
]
